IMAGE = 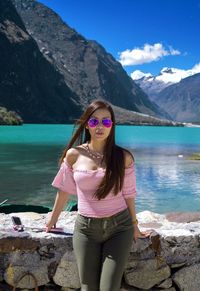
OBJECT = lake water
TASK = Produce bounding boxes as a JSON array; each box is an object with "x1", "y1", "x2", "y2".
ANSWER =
[{"x1": 0, "y1": 124, "x2": 200, "y2": 213}]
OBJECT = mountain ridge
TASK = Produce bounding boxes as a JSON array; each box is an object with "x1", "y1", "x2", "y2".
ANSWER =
[{"x1": 154, "y1": 73, "x2": 200, "y2": 122}]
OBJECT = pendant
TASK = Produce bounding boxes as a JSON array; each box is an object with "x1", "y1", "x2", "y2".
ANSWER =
[{"x1": 85, "y1": 143, "x2": 103, "y2": 160}]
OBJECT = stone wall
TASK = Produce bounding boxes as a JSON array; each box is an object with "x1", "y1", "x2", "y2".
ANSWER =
[{"x1": 0, "y1": 210, "x2": 200, "y2": 291}]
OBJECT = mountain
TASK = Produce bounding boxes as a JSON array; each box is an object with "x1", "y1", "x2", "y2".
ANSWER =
[
  {"x1": 0, "y1": 0, "x2": 177, "y2": 125},
  {"x1": 154, "y1": 73, "x2": 200, "y2": 122},
  {"x1": 0, "y1": 0, "x2": 82, "y2": 123},
  {"x1": 9, "y1": 0, "x2": 167, "y2": 120},
  {"x1": 132, "y1": 68, "x2": 183, "y2": 100},
  {"x1": 132, "y1": 66, "x2": 200, "y2": 102}
]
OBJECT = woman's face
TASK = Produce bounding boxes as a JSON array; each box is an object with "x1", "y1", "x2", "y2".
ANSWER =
[{"x1": 86, "y1": 108, "x2": 113, "y2": 142}]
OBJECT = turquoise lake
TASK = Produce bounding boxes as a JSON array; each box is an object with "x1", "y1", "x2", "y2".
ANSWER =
[{"x1": 0, "y1": 124, "x2": 200, "y2": 213}]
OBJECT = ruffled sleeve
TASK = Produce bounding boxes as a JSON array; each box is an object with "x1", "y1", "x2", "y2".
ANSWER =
[
  {"x1": 122, "y1": 162, "x2": 137, "y2": 198},
  {"x1": 51, "y1": 161, "x2": 77, "y2": 195}
]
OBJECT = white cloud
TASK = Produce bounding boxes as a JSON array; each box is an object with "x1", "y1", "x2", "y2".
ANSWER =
[
  {"x1": 131, "y1": 62, "x2": 200, "y2": 84},
  {"x1": 169, "y1": 46, "x2": 180, "y2": 56},
  {"x1": 118, "y1": 43, "x2": 181, "y2": 66},
  {"x1": 131, "y1": 70, "x2": 152, "y2": 80}
]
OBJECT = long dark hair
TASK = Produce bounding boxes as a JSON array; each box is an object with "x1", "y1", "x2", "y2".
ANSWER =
[{"x1": 60, "y1": 100, "x2": 126, "y2": 200}]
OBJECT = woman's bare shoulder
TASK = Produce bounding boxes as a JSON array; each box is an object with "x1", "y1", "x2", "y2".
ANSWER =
[
  {"x1": 65, "y1": 148, "x2": 79, "y2": 166},
  {"x1": 123, "y1": 149, "x2": 134, "y2": 168}
]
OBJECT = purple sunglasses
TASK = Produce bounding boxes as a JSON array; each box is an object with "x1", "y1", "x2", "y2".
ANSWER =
[{"x1": 88, "y1": 117, "x2": 113, "y2": 128}]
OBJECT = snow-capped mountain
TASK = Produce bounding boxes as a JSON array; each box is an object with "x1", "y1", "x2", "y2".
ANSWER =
[{"x1": 131, "y1": 64, "x2": 200, "y2": 101}]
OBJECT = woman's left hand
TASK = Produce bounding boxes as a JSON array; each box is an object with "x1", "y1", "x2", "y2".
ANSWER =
[{"x1": 133, "y1": 224, "x2": 151, "y2": 242}]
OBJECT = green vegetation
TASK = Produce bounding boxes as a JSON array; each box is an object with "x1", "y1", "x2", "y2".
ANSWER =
[
  {"x1": 0, "y1": 107, "x2": 23, "y2": 125},
  {"x1": 188, "y1": 153, "x2": 200, "y2": 160}
]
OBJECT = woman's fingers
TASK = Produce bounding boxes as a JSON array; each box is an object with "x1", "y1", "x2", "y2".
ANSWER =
[
  {"x1": 139, "y1": 231, "x2": 152, "y2": 237},
  {"x1": 134, "y1": 231, "x2": 152, "y2": 241},
  {"x1": 45, "y1": 220, "x2": 57, "y2": 232},
  {"x1": 45, "y1": 222, "x2": 54, "y2": 232},
  {"x1": 138, "y1": 233, "x2": 149, "y2": 238}
]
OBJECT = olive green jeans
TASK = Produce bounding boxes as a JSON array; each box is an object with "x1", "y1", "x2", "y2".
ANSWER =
[{"x1": 73, "y1": 208, "x2": 133, "y2": 291}]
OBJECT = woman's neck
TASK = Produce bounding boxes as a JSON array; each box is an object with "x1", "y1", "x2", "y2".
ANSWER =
[{"x1": 88, "y1": 140, "x2": 105, "y2": 154}]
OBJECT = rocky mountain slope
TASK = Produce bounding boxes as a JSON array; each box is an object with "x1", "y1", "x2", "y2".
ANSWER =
[
  {"x1": 0, "y1": 0, "x2": 82, "y2": 123},
  {"x1": 133, "y1": 68, "x2": 200, "y2": 122},
  {"x1": 154, "y1": 73, "x2": 200, "y2": 122}
]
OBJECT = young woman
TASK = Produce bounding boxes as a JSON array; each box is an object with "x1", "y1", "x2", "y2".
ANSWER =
[{"x1": 46, "y1": 100, "x2": 149, "y2": 291}]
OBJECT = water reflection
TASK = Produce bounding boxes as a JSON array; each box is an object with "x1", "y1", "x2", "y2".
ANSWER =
[{"x1": 133, "y1": 149, "x2": 200, "y2": 213}]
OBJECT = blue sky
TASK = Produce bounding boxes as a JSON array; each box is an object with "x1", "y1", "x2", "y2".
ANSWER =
[{"x1": 38, "y1": 0, "x2": 200, "y2": 77}]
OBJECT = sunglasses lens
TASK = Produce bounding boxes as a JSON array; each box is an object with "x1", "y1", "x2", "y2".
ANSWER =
[
  {"x1": 102, "y1": 119, "x2": 112, "y2": 128},
  {"x1": 88, "y1": 118, "x2": 99, "y2": 127}
]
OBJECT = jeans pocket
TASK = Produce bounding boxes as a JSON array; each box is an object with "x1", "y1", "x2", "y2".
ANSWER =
[
  {"x1": 74, "y1": 217, "x2": 90, "y2": 234},
  {"x1": 115, "y1": 216, "x2": 132, "y2": 231}
]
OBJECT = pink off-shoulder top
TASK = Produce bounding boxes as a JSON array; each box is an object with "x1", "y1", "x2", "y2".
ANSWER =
[{"x1": 52, "y1": 159, "x2": 137, "y2": 218}]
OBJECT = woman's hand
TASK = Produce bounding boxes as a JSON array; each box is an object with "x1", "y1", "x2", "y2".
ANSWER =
[
  {"x1": 133, "y1": 224, "x2": 151, "y2": 242},
  {"x1": 45, "y1": 216, "x2": 57, "y2": 232}
]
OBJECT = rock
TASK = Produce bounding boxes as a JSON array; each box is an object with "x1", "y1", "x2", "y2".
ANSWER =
[
  {"x1": 157, "y1": 278, "x2": 172, "y2": 288},
  {"x1": 124, "y1": 259, "x2": 171, "y2": 289},
  {"x1": 166, "y1": 212, "x2": 200, "y2": 223},
  {"x1": 0, "y1": 106, "x2": 23, "y2": 125},
  {"x1": 170, "y1": 262, "x2": 186, "y2": 269},
  {"x1": 0, "y1": 237, "x2": 40, "y2": 252},
  {"x1": 161, "y1": 235, "x2": 200, "y2": 266},
  {"x1": 120, "y1": 288, "x2": 138, "y2": 291},
  {"x1": 173, "y1": 264, "x2": 200, "y2": 291},
  {"x1": 4, "y1": 265, "x2": 49, "y2": 288},
  {"x1": 154, "y1": 288, "x2": 176, "y2": 291},
  {"x1": 129, "y1": 232, "x2": 162, "y2": 262},
  {"x1": 8, "y1": 251, "x2": 40, "y2": 267},
  {"x1": 130, "y1": 235, "x2": 152, "y2": 253},
  {"x1": 0, "y1": 282, "x2": 13, "y2": 290},
  {"x1": 0, "y1": 254, "x2": 4, "y2": 282},
  {"x1": 53, "y1": 251, "x2": 80, "y2": 289},
  {"x1": 0, "y1": 271, "x2": 3, "y2": 283},
  {"x1": 137, "y1": 211, "x2": 200, "y2": 237},
  {"x1": 61, "y1": 288, "x2": 79, "y2": 291}
]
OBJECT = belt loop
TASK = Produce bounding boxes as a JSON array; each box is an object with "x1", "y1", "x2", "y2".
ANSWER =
[
  {"x1": 87, "y1": 218, "x2": 91, "y2": 227},
  {"x1": 103, "y1": 220, "x2": 108, "y2": 229},
  {"x1": 113, "y1": 217, "x2": 117, "y2": 226}
]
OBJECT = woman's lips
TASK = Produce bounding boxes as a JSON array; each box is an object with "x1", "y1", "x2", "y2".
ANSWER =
[{"x1": 95, "y1": 132, "x2": 104, "y2": 136}]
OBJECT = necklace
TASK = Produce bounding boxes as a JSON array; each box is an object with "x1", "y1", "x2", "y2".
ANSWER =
[{"x1": 85, "y1": 142, "x2": 104, "y2": 160}]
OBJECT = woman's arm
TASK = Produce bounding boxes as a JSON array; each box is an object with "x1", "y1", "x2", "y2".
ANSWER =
[
  {"x1": 124, "y1": 150, "x2": 150, "y2": 241},
  {"x1": 125, "y1": 197, "x2": 150, "y2": 241},
  {"x1": 46, "y1": 190, "x2": 69, "y2": 231},
  {"x1": 125, "y1": 197, "x2": 137, "y2": 222},
  {"x1": 46, "y1": 148, "x2": 79, "y2": 231}
]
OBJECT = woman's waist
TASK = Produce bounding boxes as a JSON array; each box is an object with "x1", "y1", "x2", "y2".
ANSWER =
[
  {"x1": 76, "y1": 207, "x2": 131, "y2": 228},
  {"x1": 77, "y1": 198, "x2": 128, "y2": 218}
]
